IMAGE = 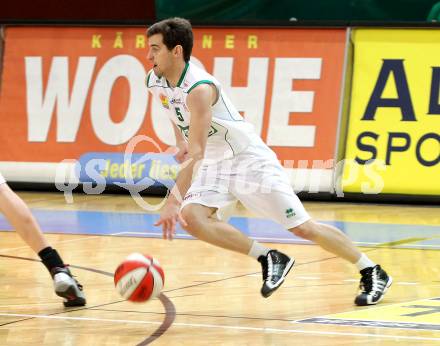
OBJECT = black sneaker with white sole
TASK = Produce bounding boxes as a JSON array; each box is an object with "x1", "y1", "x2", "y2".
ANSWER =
[
  {"x1": 51, "y1": 266, "x2": 86, "y2": 307},
  {"x1": 355, "y1": 265, "x2": 392, "y2": 306},
  {"x1": 258, "y1": 250, "x2": 295, "y2": 298}
]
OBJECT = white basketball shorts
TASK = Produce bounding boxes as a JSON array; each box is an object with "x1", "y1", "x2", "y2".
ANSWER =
[
  {"x1": 181, "y1": 138, "x2": 310, "y2": 229},
  {"x1": 0, "y1": 171, "x2": 5, "y2": 185}
]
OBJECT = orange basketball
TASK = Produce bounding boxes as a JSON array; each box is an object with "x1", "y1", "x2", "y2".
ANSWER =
[{"x1": 114, "y1": 253, "x2": 165, "y2": 302}]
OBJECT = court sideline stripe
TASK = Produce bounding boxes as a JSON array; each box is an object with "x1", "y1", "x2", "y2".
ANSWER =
[{"x1": 0, "y1": 312, "x2": 438, "y2": 342}]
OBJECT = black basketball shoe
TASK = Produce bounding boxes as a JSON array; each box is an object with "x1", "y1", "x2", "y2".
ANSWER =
[
  {"x1": 258, "y1": 250, "x2": 295, "y2": 298},
  {"x1": 355, "y1": 265, "x2": 392, "y2": 306},
  {"x1": 51, "y1": 266, "x2": 86, "y2": 307}
]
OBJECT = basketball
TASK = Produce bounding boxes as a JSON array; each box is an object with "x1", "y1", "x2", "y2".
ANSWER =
[{"x1": 114, "y1": 253, "x2": 165, "y2": 302}]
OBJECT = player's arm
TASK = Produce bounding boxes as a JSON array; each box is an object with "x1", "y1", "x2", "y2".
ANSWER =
[
  {"x1": 171, "y1": 122, "x2": 189, "y2": 163},
  {"x1": 169, "y1": 83, "x2": 214, "y2": 205},
  {"x1": 155, "y1": 84, "x2": 215, "y2": 239},
  {"x1": 172, "y1": 121, "x2": 185, "y2": 145}
]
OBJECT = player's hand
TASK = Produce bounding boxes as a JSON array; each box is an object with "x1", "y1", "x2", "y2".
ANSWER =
[
  {"x1": 174, "y1": 142, "x2": 189, "y2": 164},
  {"x1": 164, "y1": 144, "x2": 188, "y2": 164},
  {"x1": 154, "y1": 201, "x2": 187, "y2": 240}
]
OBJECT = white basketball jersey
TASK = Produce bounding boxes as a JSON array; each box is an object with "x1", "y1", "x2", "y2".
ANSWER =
[{"x1": 146, "y1": 62, "x2": 257, "y2": 160}]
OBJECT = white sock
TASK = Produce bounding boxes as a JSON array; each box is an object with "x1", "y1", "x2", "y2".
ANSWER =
[
  {"x1": 248, "y1": 241, "x2": 270, "y2": 259},
  {"x1": 355, "y1": 253, "x2": 376, "y2": 271}
]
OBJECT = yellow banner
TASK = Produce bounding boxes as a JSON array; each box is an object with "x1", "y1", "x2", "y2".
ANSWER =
[{"x1": 343, "y1": 29, "x2": 440, "y2": 195}]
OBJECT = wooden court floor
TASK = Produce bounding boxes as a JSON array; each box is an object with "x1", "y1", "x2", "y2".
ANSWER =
[{"x1": 0, "y1": 192, "x2": 439, "y2": 345}]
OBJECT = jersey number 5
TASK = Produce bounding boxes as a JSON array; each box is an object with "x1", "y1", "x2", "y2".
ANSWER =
[{"x1": 175, "y1": 107, "x2": 184, "y2": 122}]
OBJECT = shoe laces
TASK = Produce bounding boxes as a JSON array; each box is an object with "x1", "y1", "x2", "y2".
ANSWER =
[
  {"x1": 73, "y1": 276, "x2": 84, "y2": 291},
  {"x1": 52, "y1": 265, "x2": 83, "y2": 291},
  {"x1": 66, "y1": 265, "x2": 84, "y2": 291},
  {"x1": 259, "y1": 251, "x2": 282, "y2": 282},
  {"x1": 359, "y1": 266, "x2": 379, "y2": 293},
  {"x1": 259, "y1": 256, "x2": 268, "y2": 281}
]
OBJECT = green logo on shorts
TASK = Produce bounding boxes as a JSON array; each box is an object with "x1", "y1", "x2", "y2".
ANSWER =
[{"x1": 285, "y1": 208, "x2": 295, "y2": 218}]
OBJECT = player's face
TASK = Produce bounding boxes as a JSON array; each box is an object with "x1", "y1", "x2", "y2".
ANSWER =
[{"x1": 147, "y1": 34, "x2": 172, "y2": 78}]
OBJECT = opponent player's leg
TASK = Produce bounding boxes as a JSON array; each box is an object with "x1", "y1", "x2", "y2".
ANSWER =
[
  {"x1": 0, "y1": 182, "x2": 86, "y2": 306},
  {"x1": 290, "y1": 220, "x2": 392, "y2": 305}
]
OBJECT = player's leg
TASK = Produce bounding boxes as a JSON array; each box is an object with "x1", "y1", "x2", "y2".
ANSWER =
[
  {"x1": 181, "y1": 161, "x2": 273, "y2": 258},
  {"x1": 231, "y1": 140, "x2": 392, "y2": 305},
  {"x1": 181, "y1": 202, "x2": 254, "y2": 254},
  {"x1": 0, "y1": 182, "x2": 86, "y2": 306},
  {"x1": 290, "y1": 220, "x2": 361, "y2": 263},
  {"x1": 181, "y1": 190, "x2": 284, "y2": 297},
  {"x1": 235, "y1": 187, "x2": 302, "y2": 298},
  {"x1": 290, "y1": 220, "x2": 392, "y2": 305},
  {"x1": 229, "y1": 139, "x2": 317, "y2": 298},
  {"x1": 0, "y1": 183, "x2": 49, "y2": 253}
]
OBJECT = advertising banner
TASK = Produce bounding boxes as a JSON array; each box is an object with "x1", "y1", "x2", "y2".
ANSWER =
[
  {"x1": 343, "y1": 29, "x2": 440, "y2": 196},
  {"x1": 0, "y1": 27, "x2": 347, "y2": 192}
]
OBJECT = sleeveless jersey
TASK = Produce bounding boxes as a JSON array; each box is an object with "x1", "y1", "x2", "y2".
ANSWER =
[{"x1": 146, "y1": 62, "x2": 257, "y2": 161}]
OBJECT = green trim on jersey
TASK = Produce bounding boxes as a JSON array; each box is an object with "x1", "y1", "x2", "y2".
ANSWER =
[
  {"x1": 177, "y1": 62, "x2": 189, "y2": 87},
  {"x1": 220, "y1": 94, "x2": 243, "y2": 121},
  {"x1": 146, "y1": 71, "x2": 152, "y2": 87},
  {"x1": 149, "y1": 85, "x2": 171, "y2": 89},
  {"x1": 147, "y1": 72, "x2": 170, "y2": 89},
  {"x1": 187, "y1": 80, "x2": 215, "y2": 93},
  {"x1": 211, "y1": 120, "x2": 235, "y2": 155}
]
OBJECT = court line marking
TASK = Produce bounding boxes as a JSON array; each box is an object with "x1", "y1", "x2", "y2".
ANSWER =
[
  {"x1": 377, "y1": 236, "x2": 440, "y2": 248},
  {"x1": 110, "y1": 232, "x2": 193, "y2": 238},
  {"x1": 0, "y1": 254, "x2": 176, "y2": 344},
  {"x1": 0, "y1": 303, "x2": 60, "y2": 308},
  {"x1": 302, "y1": 296, "x2": 440, "y2": 322},
  {"x1": 397, "y1": 282, "x2": 418, "y2": 285},
  {"x1": 111, "y1": 232, "x2": 358, "y2": 245},
  {"x1": 3, "y1": 230, "x2": 438, "y2": 250},
  {"x1": 4, "y1": 228, "x2": 437, "y2": 250},
  {"x1": 295, "y1": 318, "x2": 440, "y2": 332},
  {"x1": 0, "y1": 234, "x2": 433, "y2": 291},
  {"x1": 0, "y1": 234, "x2": 103, "y2": 254},
  {"x1": 68, "y1": 231, "x2": 440, "y2": 249},
  {"x1": 0, "y1": 312, "x2": 438, "y2": 341},
  {"x1": 347, "y1": 296, "x2": 440, "y2": 310},
  {"x1": 0, "y1": 234, "x2": 437, "y2": 341}
]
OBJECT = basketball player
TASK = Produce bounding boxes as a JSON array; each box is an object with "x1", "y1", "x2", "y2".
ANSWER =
[
  {"x1": 148, "y1": 18, "x2": 392, "y2": 305},
  {"x1": 0, "y1": 172, "x2": 86, "y2": 306}
]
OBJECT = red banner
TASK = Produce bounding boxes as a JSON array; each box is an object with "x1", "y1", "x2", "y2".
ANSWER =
[{"x1": 0, "y1": 27, "x2": 346, "y2": 166}]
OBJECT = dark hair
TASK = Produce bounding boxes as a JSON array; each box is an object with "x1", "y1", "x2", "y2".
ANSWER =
[{"x1": 147, "y1": 17, "x2": 193, "y2": 63}]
